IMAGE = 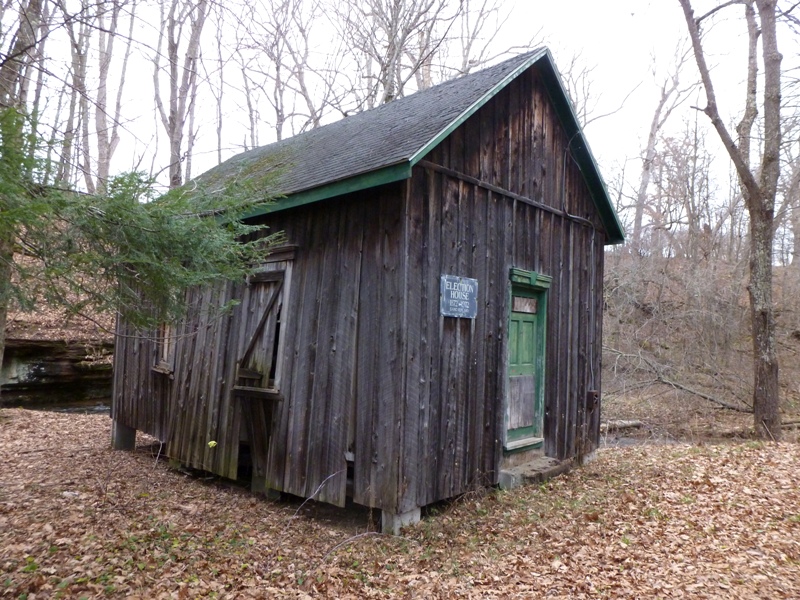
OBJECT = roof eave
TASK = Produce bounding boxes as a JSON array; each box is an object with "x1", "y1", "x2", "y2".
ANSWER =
[{"x1": 239, "y1": 161, "x2": 413, "y2": 220}]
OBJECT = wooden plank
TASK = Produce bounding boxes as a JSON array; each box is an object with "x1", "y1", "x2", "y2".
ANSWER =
[
  {"x1": 565, "y1": 222, "x2": 578, "y2": 458},
  {"x1": 508, "y1": 81, "x2": 521, "y2": 195},
  {"x1": 453, "y1": 179, "x2": 470, "y2": 494},
  {"x1": 266, "y1": 217, "x2": 304, "y2": 491},
  {"x1": 479, "y1": 89, "x2": 495, "y2": 183},
  {"x1": 233, "y1": 386, "x2": 283, "y2": 402},
  {"x1": 214, "y1": 280, "x2": 238, "y2": 479},
  {"x1": 415, "y1": 166, "x2": 440, "y2": 507},
  {"x1": 398, "y1": 170, "x2": 425, "y2": 513},
  {"x1": 248, "y1": 270, "x2": 284, "y2": 284},
  {"x1": 310, "y1": 201, "x2": 350, "y2": 507},
  {"x1": 438, "y1": 172, "x2": 460, "y2": 500},
  {"x1": 284, "y1": 210, "x2": 323, "y2": 497},
  {"x1": 465, "y1": 180, "x2": 485, "y2": 486},
  {"x1": 481, "y1": 188, "x2": 501, "y2": 479},
  {"x1": 375, "y1": 188, "x2": 404, "y2": 511},
  {"x1": 353, "y1": 195, "x2": 382, "y2": 508}
]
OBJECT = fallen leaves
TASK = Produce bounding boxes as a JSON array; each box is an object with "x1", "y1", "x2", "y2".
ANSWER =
[{"x1": 1, "y1": 408, "x2": 799, "y2": 598}]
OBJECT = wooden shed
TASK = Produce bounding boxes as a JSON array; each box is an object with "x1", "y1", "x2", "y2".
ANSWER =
[{"x1": 111, "y1": 48, "x2": 624, "y2": 532}]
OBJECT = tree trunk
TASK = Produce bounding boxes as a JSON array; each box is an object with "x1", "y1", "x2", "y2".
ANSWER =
[
  {"x1": 679, "y1": 0, "x2": 782, "y2": 439},
  {"x1": 749, "y1": 205, "x2": 780, "y2": 438},
  {"x1": 0, "y1": 231, "x2": 12, "y2": 371}
]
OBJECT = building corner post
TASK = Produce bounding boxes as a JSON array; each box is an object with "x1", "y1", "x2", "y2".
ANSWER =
[{"x1": 111, "y1": 419, "x2": 136, "y2": 450}]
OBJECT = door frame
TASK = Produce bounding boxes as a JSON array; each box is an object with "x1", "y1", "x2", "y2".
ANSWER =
[{"x1": 504, "y1": 268, "x2": 551, "y2": 452}]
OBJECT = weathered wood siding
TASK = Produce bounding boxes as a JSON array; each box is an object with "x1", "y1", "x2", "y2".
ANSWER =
[
  {"x1": 114, "y1": 188, "x2": 407, "y2": 509},
  {"x1": 393, "y1": 65, "x2": 606, "y2": 512},
  {"x1": 113, "y1": 63, "x2": 607, "y2": 515}
]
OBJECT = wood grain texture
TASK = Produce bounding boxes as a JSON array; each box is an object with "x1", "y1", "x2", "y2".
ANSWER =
[{"x1": 113, "y1": 65, "x2": 609, "y2": 514}]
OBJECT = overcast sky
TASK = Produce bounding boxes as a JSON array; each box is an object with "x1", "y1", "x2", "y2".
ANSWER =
[
  {"x1": 111, "y1": 0, "x2": 792, "y2": 197},
  {"x1": 506, "y1": 0, "x2": 761, "y2": 185}
]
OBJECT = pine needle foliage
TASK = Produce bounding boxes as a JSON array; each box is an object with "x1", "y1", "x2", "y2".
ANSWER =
[{"x1": 1, "y1": 107, "x2": 283, "y2": 333}]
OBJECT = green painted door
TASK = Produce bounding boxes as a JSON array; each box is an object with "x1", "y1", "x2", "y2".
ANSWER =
[{"x1": 506, "y1": 292, "x2": 545, "y2": 450}]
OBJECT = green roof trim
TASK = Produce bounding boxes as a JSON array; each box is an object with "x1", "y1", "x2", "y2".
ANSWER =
[{"x1": 238, "y1": 162, "x2": 412, "y2": 220}]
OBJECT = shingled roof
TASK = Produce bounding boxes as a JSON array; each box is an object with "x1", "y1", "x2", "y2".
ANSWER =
[{"x1": 195, "y1": 47, "x2": 624, "y2": 244}]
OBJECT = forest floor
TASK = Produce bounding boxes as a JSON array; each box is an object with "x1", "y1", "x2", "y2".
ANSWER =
[
  {"x1": 601, "y1": 384, "x2": 800, "y2": 445},
  {"x1": 2, "y1": 408, "x2": 799, "y2": 599}
]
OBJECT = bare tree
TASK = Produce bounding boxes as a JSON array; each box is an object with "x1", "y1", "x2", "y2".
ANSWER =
[
  {"x1": 679, "y1": 0, "x2": 782, "y2": 439},
  {"x1": 0, "y1": 0, "x2": 44, "y2": 108},
  {"x1": 327, "y1": 0, "x2": 461, "y2": 109},
  {"x1": 630, "y1": 48, "x2": 695, "y2": 253},
  {"x1": 152, "y1": 0, "x2": 209, "y2": 188},
  {"x1": 56, "y1": 0, "x2": 93, "y2": 189},
  {"x1": 95, "y1": 0, "x2": 137, "y2": 193},
  {"x1": 235, "y1": 0, "x2": 330, "y2": 141}
]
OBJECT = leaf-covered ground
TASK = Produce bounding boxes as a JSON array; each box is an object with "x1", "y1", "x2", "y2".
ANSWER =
[{"x1": 1, "y1": 409, "x2": 798, "y2": 599}]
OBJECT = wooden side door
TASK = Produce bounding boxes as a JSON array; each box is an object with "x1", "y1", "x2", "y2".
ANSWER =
[
  {"x1": 234, "y1": 264, "x2": 290, "y2": 483},
  {"x1": 505, "y1": 290, "x2": 546, "y2": 451}
]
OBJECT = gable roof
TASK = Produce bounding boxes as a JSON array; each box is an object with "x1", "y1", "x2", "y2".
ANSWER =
[{"x1": 196, "y1": 48, "x2": 624, "y2": 244}]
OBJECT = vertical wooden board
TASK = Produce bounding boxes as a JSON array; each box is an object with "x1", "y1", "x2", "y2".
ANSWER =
[
  {"x1": 501, "y1": 183, "x2": 515, "y2": 453},
  {"x1": 377, "y1": 189, "x2": 405, "y2": 511},
  {"x1": 329, "y1": 198, "x2": 367, "y2": 506},
  {"x1": 508, "y1": 81, "x2": 522, "y2": 196},
  {"x1": 465, "y1": 183, "x2": 487, "y2": 485},
  {"x1": 302, "y1": 207, "x2": 339, "y2": 503},
  {"x1": 542, "y1": 212, "x2": 560, "y2": 458},
  {"x1": 426, "y1": 172, "x2": 448, "y2": 501},
  {"x1": 282, "y1": 209, "x2": 317, "y2": 495},
  {"x1": 201, "y1": 283, "x2": 229, "y2": 474},
  {"x1": 454, "y1": 179, "x2": 474, "y2": 493},
  {"x1": 202, "y1": 284, "x2": 222, "y2": 473},
  {"x1": 461, "y1": 111, "x2": 481, "y2": 177},
  {"x1": 225, "y1": 277, "x2": 249, "y2": 453},
  {"x1": 398, "y1": 172, "x2": 425, "y2": 513},
  {"x1": 554, "y1": 218, "x2": 569, "y2": 459},
  {"x1": 565, "y1": 223, "x2": 579, "y2": 458},
  {"x1": 174, "y1": 290, "x2": 196, "y2": 465},
  {"x1": 481, "y1": 190, "x2": 503, "y2": 478},
  {"x1": 437, "y1": 174, "x2": 461, "y2": 499},
  {"x1": 314, "y1": 200, "x2": 362, "y2": 507},
  {"x1": 543, "y1": 85, "x2": 554, "y2": 210},
  {"x1": 417, "y1": 167, "x2": 442, "y2": 507},
  {"x1": 448, "y1": 118, "x2": 466, "y2": 173},
  {"x1": 181, "y1": 289, "x2": 207, "y2": 467},
  {"x1": 479, "y1": 95, "x2": 495, "y2": 183},
  {"x1": 532, "y1": 77, "x2": 545, "y2": 206},
  {"x1": 493, "y1": 87, "x2": 510, "y2": 191},
  {"x1": 266, "y1": 219, "x2": 307, "y2": 490},
  {"x1": 591, "y1": 236, "x2": 605, "y2": 444},
  {"x1": 213, "y1": 280, "x2": 239, "y2": 479},
  {"x1": 513, "y1": 200, "x2": 528, "y2": 271},
  {"x1": 353, "y1": 195, "x2": 387, "y2": 509},
  {"x1": 284, "y1": 211, "x2": 326, "y2": 497},
  {"x1": 187, "y1": 286, "x2": 215, "y2": 469},
  {"x1": 577, "y1": 227, "x2": 591, "y2": 457},
  {"x1": 493, "y1": 82, "x2": 517, "y2": 476},
  {"x1": 520, "y1": 69, "x2": 533, "y2": 198},
  {"x1": 560, "y1": 221, "x2": 577, "y2": 458},
  {"x1": 168, "y1": 291, "x2": 197, "y2": 463}
]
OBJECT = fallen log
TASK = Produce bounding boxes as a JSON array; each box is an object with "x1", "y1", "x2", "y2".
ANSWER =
[{"x1": 601, "y1": 420, "x2": 644, "y2": 433}]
